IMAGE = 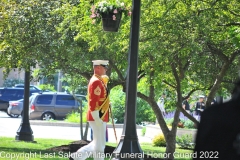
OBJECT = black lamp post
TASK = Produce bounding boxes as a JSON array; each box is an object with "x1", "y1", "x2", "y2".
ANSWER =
[
  {"x1": 15, "y1": 68, "x2": 34, "y2": 141},
  {"x1": 112, "y1": 0, "x2": 142, "y2": 159}
]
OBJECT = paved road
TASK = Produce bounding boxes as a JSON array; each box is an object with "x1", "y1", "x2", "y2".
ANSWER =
[{"x1": 0, "y1": 111, "x2": 151, "y2": 143}]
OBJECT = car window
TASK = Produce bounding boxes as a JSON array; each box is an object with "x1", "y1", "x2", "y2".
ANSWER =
[
  {"x1": 75, "y1": 95, "x2": 87, "y2": 106},
  {"x1": 29, "y1": 95, "x2": 35, "y2": 103},
  {"x1": 3, "y1": 90, "x2": 18, "y2": 97},
  {"x1": 1, "y1": 89, "x2": 24, "y2": 99},
  {"x1": 15, "y1": 90, "x2": 24, "y2": 99},
  {"x1": 76, "y1": 96, "x2": 87, "y2": 102},
  {"x1": 56, "y1": 95, "x2": 75, "y2": 106},
  {"x1": 36, "y1": 95, "x2": 53, "y2": 105},
  {"x1": 14, "y1": 84, "x2": 41, "y2": 90}
]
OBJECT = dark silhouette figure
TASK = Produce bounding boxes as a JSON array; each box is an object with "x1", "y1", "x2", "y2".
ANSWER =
[{"x1": 194, "y1": 80, "x2": 240, "y2": 160}]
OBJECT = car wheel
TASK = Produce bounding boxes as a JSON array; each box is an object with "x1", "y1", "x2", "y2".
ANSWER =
[
  {"x1": 6, "y1": 112, "x2": 20, "y2": 118},
  {"x1": 41, "y1": 112, "x2": 55, "y2": 121}
]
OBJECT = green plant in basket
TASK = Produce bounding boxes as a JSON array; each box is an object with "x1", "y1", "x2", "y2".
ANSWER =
[{"x1": 90, "y1": 0, "x2": 131, "y2": 24}]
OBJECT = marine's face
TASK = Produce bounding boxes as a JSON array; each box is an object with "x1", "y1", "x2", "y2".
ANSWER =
[
  {"x1": 95, "y1": 65, "x2": 107, "y2": 75},
  {"x1": 99, "y1": 65, "x2": 107, "y2": 75}
]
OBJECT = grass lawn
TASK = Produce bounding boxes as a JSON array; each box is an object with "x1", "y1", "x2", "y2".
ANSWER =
[{"x1": 0, "y1": 137, "x2": 193, "y2": 160}]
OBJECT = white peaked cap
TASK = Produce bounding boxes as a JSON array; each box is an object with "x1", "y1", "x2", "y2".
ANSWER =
[
  {"x1": 92, "y1": 60, "x2": 109, "y2": 66},
  {"x1": 199, "y1": 95, "x2": 205, "y2": 98}
]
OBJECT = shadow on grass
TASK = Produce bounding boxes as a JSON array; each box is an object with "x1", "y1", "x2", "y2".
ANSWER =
[
  {"x1": 48, "y1": 140, "x2": 163, "y2": 160},
  {"x1": 0, "y1": 140, "x2": 163, "y2": 160}
]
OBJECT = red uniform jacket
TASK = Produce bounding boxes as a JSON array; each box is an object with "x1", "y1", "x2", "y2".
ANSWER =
[{"x1": 87, "y1": 74, "x2": 109, "y2": 122}]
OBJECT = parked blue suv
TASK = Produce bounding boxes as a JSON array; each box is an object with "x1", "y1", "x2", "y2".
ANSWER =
[{"x1": 0, "y1": 87, "x2": 41, "y2": 117}]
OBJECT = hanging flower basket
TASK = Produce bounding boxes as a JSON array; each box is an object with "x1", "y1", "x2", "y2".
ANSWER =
[
  {"x1": 90, "y1": 0, "x2": 131, "y2": 33},
  {"x1": 101, "y1": 12, "x2": 122, "y2": 32}
]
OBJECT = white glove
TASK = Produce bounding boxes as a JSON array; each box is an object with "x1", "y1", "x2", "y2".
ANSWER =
[{"x1": 91, "y1": 110, "x2": 103, "y2": 126}]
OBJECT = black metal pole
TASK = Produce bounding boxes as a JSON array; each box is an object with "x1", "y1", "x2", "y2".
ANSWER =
[
  {"x1": 15, "y1": 68, "x2": 34, "y2": 141},
  {"x1": 112, "y1": 0, "x2": 142, "y2": 159},
  {"x1": 80, "y1": 100, "x2": 83, "y2": 139},
  {"x1": 216, "y1": 96, "x2": 223, "y2": 104}
]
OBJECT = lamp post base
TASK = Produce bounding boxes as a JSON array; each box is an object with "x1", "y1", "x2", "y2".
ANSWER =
[
  {"x1": 15, "y1": 135, "x2": 34, "y2": 142},
  {"x1": 112, "y1": 136, "x2": 143, "y2": 160},
  {"x1": 15, "y1": 122, "x2": 34, "y2": 141}
]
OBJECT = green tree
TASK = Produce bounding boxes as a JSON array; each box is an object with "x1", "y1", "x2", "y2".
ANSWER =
[
  {"x1": 1, "y1": 0, "x2": 240, "y2": 158},
  {"x1": 110, "y1": 84, "x2": 155, "y2": 124}
]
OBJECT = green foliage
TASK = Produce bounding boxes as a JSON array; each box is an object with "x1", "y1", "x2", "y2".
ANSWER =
[
  {"x1": 164, "y1": 91, "x2": 178, "y2": 113},
  {"x1": 0, "y1": 0, "x2": 64, "y2": 70},
  {"x1": 136, "y1": 97, "x2": 156, "y2": 124},
  {"x1": 0, "y1": 137, "x2": 73, "y2": 160},
  {"x1": 1, "y1": 0, "x2": 240, "y2": 155},
  {"x1": 176, "y1": 134, "x2": 195, "y2": 150},
  {"x1": 181, "y1": 119, "x2": 195, "y2": 129},
  {"x1": 152, "y1": 133, "x2": 166, "y2": 147},
  {"x1": 61, "y1": 74, "x2": 88, "y2": 95},
  {"x1": 165, "y1": 112, "x2": 195, "y2": 129},
  {"x1": 110, "y1": 86, "x2": 125, "y2": 123},
  {"x1": 2, "y1": 78, "x2": 24, "y2": 87},
  {"x1": 141, "y1": 126, "x2": 146, "y2": 136},
  {"x1": 110, "y1": 85, "x2": 155, "y2": 124},
  {"x1": 38, "y1": 84, "x2": 56, "y2": 92},
  {"x1": 229, "y1": 26, "x2": 240, "y2": 49},
  {"x1": 165, "y1": 118, "x2": 174, "y2": 127},
  {"x1": 65, "y1": 112, "x2": 80, "y2": 123},
  {"x1": 0, "y1": 137, "x2": 193, "y2": 160},
  {"x1": 65, "y1": 107, "x2": 87, "y2": 123}
]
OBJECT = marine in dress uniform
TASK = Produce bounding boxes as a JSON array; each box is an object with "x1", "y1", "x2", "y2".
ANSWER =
[
  {"x1": 194, "y1": 95, "x2": 205, "y2": 121},
  {"x1": 182, "y1": 97, "x2": 190, "y2": 114},
  {"x1": 71, "y1": 60, "x2": 110, "y2": 160}
]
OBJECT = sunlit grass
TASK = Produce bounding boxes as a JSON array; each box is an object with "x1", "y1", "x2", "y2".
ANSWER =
[
  {"x1": 0, "y1": 137, "x2": 73, "y2": 160},
  {"x1": 0, "y1": 137, "x2": 193, "y2": 160}
]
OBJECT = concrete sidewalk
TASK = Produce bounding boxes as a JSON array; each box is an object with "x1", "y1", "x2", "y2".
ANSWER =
[{"x1": 29, "y1": 120, "x2": 152, "y2": 143}]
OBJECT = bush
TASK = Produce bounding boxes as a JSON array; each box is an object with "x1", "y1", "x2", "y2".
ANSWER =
[
  {"x1": 152, "y1": 134, "x2": 166, "y2": 147},
  {"x1": 110, "y1": 85, "x2": 156, "y2": 124},
  {"x1": 65, "y1": 112, "x2": 81, "y2": 123},
  {"x1": 65, "y1": 107, "x2": 87, "y2": 123},
  {"x1": 141, "y1": 127, "x2": 146, "y2": 136},
  {"x1": 182, "y1": 119, "x2": 195, "y2": 129},
  {"x1": 38, "y1": 84, "x2": 56, "y2": 91},
  {"x1": 176, "y1": 134, "x2": 195, "y2": 149}
]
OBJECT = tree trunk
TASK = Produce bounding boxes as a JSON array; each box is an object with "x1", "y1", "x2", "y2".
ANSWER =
[
  {"x1": 138, "y1": 92, "x2": 182, "y2": 160},
  {"x1": 165, "y1": 133, "x2": 177, "y2": 160},
  {"x1": 164, "y1": 109, "x2": 180, "y2": 160},
  {"x1": 206, "y1": 62, "x2": 230, "y2": 106}
]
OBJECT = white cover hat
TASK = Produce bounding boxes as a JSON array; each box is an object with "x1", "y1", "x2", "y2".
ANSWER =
[
  {"x1": 92, "y1": 60, "x2": 109, "y2": 66},
  {"x1": 199, "y1": 95, "x2": 205, "y2": 98}
]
